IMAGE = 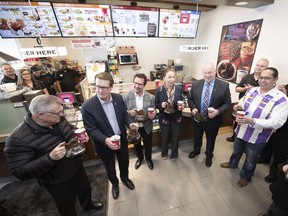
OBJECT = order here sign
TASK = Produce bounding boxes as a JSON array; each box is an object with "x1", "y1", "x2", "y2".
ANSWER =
[{"x1": 19, "y1": 47, "x2": 67, "y2": 58}]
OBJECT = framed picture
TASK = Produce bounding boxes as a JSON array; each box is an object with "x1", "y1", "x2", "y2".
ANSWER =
[{"x1": 216, "y1": 19, "x2": 263, "y2": 83}]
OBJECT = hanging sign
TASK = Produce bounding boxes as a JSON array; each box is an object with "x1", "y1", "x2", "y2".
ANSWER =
[
  {"x1": 19, "y1": 47, "x2": 67, "y2": 58},
  {"x1": 180, "y1": 45, "x2": 209, "y2": 52}
]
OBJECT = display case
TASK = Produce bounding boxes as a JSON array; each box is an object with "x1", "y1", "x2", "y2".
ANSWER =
[
  {"x1": 80, "y1": 77, "x2": 95, "y2": 102},
  {"x1": 107, "y1": 51, "x2": 119, "y2": 75}
]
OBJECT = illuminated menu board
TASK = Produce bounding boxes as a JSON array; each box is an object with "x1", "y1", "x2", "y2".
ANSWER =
[
  {"x1": 111, "y1": 5, "x2": 159, "y2": 37},
  {"x1": 159, "y1": 9, "x2": 201, "y2": 38},
  {"x1": 0, "y1": 1, "x2": 61, "y2": 38},
  {"x1": 52, "y1": 3, "x2": 113, "y2": 37}
]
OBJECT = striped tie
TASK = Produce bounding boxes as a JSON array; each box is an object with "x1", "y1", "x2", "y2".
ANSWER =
[{"x1": 202, "y1": 83, "x2": 210, "y2": 121}]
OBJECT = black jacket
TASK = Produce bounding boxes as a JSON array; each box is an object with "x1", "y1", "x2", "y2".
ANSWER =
[{"x1": 4, "y1": 114, "x2": 81, "y2": 185}]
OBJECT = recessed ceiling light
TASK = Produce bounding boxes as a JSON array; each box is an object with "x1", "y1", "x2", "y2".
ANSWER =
[{"x1": 235, "y1": 1, "x2": 248, "y2": 6}]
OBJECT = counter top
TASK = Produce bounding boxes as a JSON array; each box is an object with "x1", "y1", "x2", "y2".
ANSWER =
[{"x1": 0, "y1": 89, "x2": 26, "y2": 101}]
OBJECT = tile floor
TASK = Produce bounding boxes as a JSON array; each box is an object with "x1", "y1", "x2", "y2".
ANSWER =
[{"x1": 107, "y1": 130, "x2": 272, "y2": 216}]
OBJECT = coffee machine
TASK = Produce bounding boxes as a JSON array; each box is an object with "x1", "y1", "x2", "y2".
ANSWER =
[{"x1": 150, "y1": 64, "x2": 167, "y2": 81}]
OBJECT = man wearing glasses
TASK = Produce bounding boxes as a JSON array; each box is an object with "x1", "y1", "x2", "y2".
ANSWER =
[
  {"x1": 123, "y1": 73, "x2": 155, "y2": 170},
  {"x1": 226, "y1": 58, "x2": 269, "y2": 142},
  {"x1": 220, "y1": 67, "x2": 288, "y2": 187},
  {"x1": 82, "y1": 72, "x2": 138, "y2": 200},
  {"x1": 4, "y1": 95, "x2": 103, "y2": 215}
]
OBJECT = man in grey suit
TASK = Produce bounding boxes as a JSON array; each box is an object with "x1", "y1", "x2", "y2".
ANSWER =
[
  {"x1": 188, "y1": 63, "x2": 232, "y2": 167},
  {"x1": 123, "y1": 73, "x2": 155, "y2": 170},
  {"x1": 82, "y1": 72, "x2": 138, "y2": 200}
]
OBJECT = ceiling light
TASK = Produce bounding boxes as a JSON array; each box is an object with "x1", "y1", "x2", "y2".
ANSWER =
[{"x1": 235, "y1": 1, "x2": 248, "y2": 6}]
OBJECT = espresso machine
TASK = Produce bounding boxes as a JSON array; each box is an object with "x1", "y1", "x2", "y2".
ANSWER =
[{"x1": 150, "y1": 64, "x2": 167, "y2": 81}]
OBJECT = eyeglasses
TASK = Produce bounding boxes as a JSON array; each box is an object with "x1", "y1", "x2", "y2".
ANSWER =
[
  {"x1": 134, "y1": 82, "x2": 144, "y2": 86},
  {"x1": 22, "y1": 73, "x2": 31, "y2": 76},
  {"x1": 45, "y1": 110, "x2": 64, "y2": 116},
  {"x1": 96, "y1": 85, "x2": 110, "y2": 90},
  {"x1": 259, "y1": 76, "x2": 274, "y2": 81}
]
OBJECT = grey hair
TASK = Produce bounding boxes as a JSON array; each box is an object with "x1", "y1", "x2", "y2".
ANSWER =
[
  {"x1": 29, "y1": 95, "x2": 62, "y2": 115},
  {"x1": 258, "y1": 58, "x2": 269, "y2": 66}
]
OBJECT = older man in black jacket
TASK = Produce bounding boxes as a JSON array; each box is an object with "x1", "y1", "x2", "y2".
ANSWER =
[{"x1": 4, "y1": 95, "x2": 103, "y2": 216}]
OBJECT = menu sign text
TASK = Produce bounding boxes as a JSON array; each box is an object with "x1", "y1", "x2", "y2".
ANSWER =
[
  {"x1": 159, "y1": 9, "x2": 201, "y2": 38},
  {"x1": 111, "y1": 6, "x2": 159, "y2": 37},
  {"x1": 0, "y1": 1, "x2": 61, "y2": 38},
  {"x1": 52, "y1": 3, "x2": 113, "y2": 37}
]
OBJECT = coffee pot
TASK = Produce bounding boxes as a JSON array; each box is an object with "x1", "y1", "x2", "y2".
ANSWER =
[
  {"x1": 65, "y1": 137, "x2": 86, "y2": 159},
  {"x1": 135, "y1": 109, "x2": 147, "y2": 123},
  {"x1": 164, "y1": 102, "x2": 175, "y2": 115},
  {"x1": 127, "y1": 125, "x2": 141, "y2": 144}
]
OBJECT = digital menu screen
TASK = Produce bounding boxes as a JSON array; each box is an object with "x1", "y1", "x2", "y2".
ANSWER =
[
  {"x1": 111, "y1": 5, "x2": 159, "y2": 37},
  {"x1": 159, "y1": 9, "x2": 201, "y2": 38},
  {"x1": 0, "y1": 1, "x2": 61, "y2": 38},
  {"x1": 52, "y1": 3, "x2": 113, "y2": 37}
]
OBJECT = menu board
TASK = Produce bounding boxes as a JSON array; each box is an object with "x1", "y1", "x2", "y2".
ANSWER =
[
  {"x1": 52, "y1": 3, "x2": 113, "y2": 37},
  {"x1": 159, "y1": 9, "x2": 201, "y2": 38},
  {"x1": 111, "y1": 5, "x2": 159, "y2": 37},
  {"x1": 0, "y1": 1, "x2": 61, "y2": 38}
]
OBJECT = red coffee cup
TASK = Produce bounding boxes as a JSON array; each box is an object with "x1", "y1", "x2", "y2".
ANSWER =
[
  {"x1": 147, "y1": 107, "x2": 154, "y2": 118},
  {"x1": 237, "y1": 111, "x2": 245, "y2": 118},
  {"x1": 111, "y1": 135, "x2": 121, "y2": 149},
  {"x1": 155, "y1": 79, "x2": 160, "y2": 88},
  {"x1": 74, "y1": 128, "x2": 89, "y2": 143}
]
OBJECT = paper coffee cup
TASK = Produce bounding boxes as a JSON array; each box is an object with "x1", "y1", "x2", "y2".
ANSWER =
[
  {"x1": 237, "y1": 111, "x2": 245, "y2": 118},
  {"x1": 208, "y1": 107, "x2": 215, "y2": 113},
  {"x1": 155, "y1": 79, "x2": 160, "y2": 88},
  {"x1": 177, "y1": 100, "x2": 184, "y2": 110},
  {"x1": 111, "y1": 135, "x2": 121, "y2": 149},
  {"x1": 74, "y1": 128, "x2": 89, "y2": 143},
  {"x1": 147, "y1": 107, "x2": 154, "y2": 118}
]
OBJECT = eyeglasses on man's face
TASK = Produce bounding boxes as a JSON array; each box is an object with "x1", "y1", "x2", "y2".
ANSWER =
[
  {"x1": 45, "y1": 110, "x2": 64, "y2": 116},
  {"x1": 96, "y1": 85, "x2": 110, "y2": 91},
  {"x1": 258, "y1": 76, "x2": 274, "y2": 81},
  {"x1": 134, "y1": 82, "x2": 144, "y2": 86}
]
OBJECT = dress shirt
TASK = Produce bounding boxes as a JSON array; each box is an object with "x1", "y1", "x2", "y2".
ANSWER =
[
  {"x1": 236, "y1": 86, "x2": 288, "y2": 144},
  {"x1": 98, "y1": 95, "x2": 121, "y2": 135},
  {"x1": 134, "y1": 91, "x2": 144, "y2": 111}
]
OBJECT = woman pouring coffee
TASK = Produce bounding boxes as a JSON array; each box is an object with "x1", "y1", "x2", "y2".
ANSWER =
[{"x1": 155, "y1": 69, "x2": 184, "y2": 162}]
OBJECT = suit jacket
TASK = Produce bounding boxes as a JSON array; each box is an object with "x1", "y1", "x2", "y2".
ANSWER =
[
  {"x1": 123, "y1": 89, "x2": 155, "y2": 134},
  {"x1": 188, "y1": 78, "x2": 231, "y2": 124},
  {"x1": 155, "y1": 84, "x2": 184, "y2": 123},
  {"x1": 81, "y1": 93, "x2": 132, "y2": 154}
]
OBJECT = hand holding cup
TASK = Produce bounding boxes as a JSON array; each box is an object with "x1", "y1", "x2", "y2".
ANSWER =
[{"x1": 110, "y1": 135, "x2": 121, "y2": 150}]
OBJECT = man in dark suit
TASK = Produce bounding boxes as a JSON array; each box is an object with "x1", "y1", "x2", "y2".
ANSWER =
[
  {"x1": 81, "y1": 72, "x2": 138, "y2": 200},
  {"x1": 188, "y1": 63, "x2": 232, "y2": 167}
]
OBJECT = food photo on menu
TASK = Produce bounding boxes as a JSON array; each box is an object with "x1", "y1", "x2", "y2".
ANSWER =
[
  {"x1": 216, "y1": 19, "x2": 263, "y2": 84},
  {"x1": 0, "y1": 1, "x2": 61, "y2": 38},
  {"x1": 159, "y1": 9, "x2": 201, "y2": 38},
  {"x1": 52, "y1": 3, "x2": 113, "y2": 37},
  {"x1": 111, "y1": 5, "x2": 159, "y2": 37}
]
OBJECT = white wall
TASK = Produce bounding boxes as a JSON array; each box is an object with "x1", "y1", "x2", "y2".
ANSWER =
[{"x1": 1, "y1": 0, "x2": 287, "y2": 101}]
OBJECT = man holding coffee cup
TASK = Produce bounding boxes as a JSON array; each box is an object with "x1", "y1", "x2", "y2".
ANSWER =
[
  {"x1": 82, "y1": 72, "x2": 138, "y2": 200},
  {"x1": 4, "y1": 95, "x2": 103, "y2": 215},
  {"x1": 220, "y1": 67, "x2": 288, "y2": 187},
  {"x1": 123, "y1": 73, "x2": 155, "y2": 170},
  {"x1": 188, "y1": 63, "x2": 232, "y2": 167}
]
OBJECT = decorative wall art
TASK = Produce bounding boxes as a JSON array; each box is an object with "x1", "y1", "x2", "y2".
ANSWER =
[{"x1": 216, "y1": 19, "x2": 263, "y2": 83}]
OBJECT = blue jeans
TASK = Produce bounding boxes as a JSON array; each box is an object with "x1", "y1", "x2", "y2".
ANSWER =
[{"x1": 229, "y1": 138, "x2": 266, "y2": 181}]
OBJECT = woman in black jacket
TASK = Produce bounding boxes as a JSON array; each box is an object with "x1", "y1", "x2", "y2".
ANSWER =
[{"x1": 155, "y1": 69, "x2": 184, "y2": 162}]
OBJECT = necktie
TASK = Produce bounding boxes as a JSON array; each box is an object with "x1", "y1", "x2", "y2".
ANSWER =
[{"x1": 202, "y1": 83, "x2": 210, "y2": 121}]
